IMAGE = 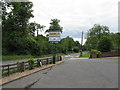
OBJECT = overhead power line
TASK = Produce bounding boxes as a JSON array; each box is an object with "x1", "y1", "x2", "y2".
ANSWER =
[{"x1": 33, "y1": 4, "x2": 55, "y2": 19}]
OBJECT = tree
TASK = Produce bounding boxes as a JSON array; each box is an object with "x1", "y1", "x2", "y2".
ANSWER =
[
  {"x1": 46, "y1": 19, "x2": 63, "y2": 32},
  {"x1": 85, "y1": 24, "x2": 110, "y2": 50},
  {"x1": 97, "y1": 36, "x2": 112, "y2": 52},
  {"x1": 2, "y1": 2, "x2": 34, "y2": 55},
  {"x1": 72, "y1": 46, "x2": 79, "y2": 53},
  {"x1": 109, "y1": 33, "x2": 120, "y2": 51},
  {"x1": 36, "y1": 24, "x2": 45, "y2": 36},
  {"x1": 29, "y1": 22, "x2": 45, "y2": 36}
]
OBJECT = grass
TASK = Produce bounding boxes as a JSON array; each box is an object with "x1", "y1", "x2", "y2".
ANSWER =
[
  {"x1": 2, "y1": 68, "x2": 18, "y2": 76},
  {"x1": 2, "y1": 55, "x2": 34, "y2": 61},
  {"x1": 2, "y1": 52, "x2": 77, "y2": 61},
  {"x1": 79, "y1": 52, "x2": 90, "y2": 58}
]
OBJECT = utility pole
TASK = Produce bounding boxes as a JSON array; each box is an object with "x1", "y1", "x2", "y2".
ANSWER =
[{"x1": 80, "y1": 31, "x2": 83, "y2": 56}]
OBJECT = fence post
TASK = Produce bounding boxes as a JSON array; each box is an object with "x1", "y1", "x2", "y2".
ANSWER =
[
  {"x1": 2, "y1": 66, "x2": 4, "y2": 76},
  {"x1": 60, "y1": 56, "x2": 62, "y2": 61},
  {"x1": 37, "y1": 60, "x2": 40, "y2": 67},
  {"x1": 8, "y1": 65, "x2": 10, "y2": 76},
  {"x1": 20, "y1": 62, "x2": 25, "y2": 72},
  {"x1": 47, "y1": 58, "x2": 49, "y2": 65},
  {"x1": 17, "y1": 62, "x2": 21, "y2": 72},
  {"x1": 22, "y1": 62, "x2": 25, "y2": 72}
]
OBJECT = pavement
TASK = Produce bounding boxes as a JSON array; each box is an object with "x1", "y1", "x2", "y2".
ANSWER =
[{"x1": 2, "y1": 52, "x2": 118, "y2": 88}]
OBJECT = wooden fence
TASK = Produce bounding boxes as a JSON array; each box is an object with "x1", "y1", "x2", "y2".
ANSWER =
[{"x1": 0, "y1": 56, "x2": 62, "y2": 77}]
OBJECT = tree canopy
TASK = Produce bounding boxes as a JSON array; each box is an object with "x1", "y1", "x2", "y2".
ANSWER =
[
  {"x1": 46, "y1": 19, "x2": 63, "y2": 33},
  {"x1": 85, "y1": 24, "x2": 119, "y2": 52},
  {"x1": 2, "y1": 2, "x2": 81, "y2": 56}
]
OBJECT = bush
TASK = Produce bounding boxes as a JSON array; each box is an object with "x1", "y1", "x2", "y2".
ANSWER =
[
  {"x1": 16, "y1": 61, "x2": 21, "y2": 71},
  {"x1": 28, "y1": 58, "x2": 35, "y2": 69},
  {"x1": 97, "y1": 36, "x2": 112, "y2": 52},
  {"x1": 72, "y1": 46, "x2": 79, "y2": 53},
  {"x1": 91, "y1": 49, "x2": 101, "y2": 54},
  {"x1": 16, "y1": 61, "x2": 20, "y2": 63}
]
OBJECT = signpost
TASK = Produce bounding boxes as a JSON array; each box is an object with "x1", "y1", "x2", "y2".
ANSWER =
[{"x1": 49, "y1": 31, "x2": 61, "y2": 64}]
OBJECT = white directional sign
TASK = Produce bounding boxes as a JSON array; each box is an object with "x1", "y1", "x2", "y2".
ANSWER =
[
  {"x1": 49, "y1": 36, "x2": 60, "y2": 42},
  {"x1": 49, "y1": 31, "x2": 61, "y2": 42}
]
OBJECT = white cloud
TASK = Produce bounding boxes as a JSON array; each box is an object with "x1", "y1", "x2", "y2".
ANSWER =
[
  {"x1": 73, "y1": 38, "x2": 87, "y2": 45},
  {"x1": 30, "y1": 0, "x2": 119, "y2": 43}
]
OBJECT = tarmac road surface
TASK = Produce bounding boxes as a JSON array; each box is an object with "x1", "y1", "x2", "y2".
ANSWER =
[
  {"x1": 30, "y1": 57, "x2": 118, "y2": 88},
  {"x1": 2, "y1": 53, "x2": 118, "y2": 88}
]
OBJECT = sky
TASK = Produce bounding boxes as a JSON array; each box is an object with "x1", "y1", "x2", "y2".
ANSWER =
[{"x1": 29, "y1": 0, "x2": 119, "y2": 44}]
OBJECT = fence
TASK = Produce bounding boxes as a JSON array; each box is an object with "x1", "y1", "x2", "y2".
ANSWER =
[
  {"x1": 0, "y1": 56, "x2": 62, "y2": 77},
  {"x1": 90, "y1": 51, "x2": 120, "y2": 58}
]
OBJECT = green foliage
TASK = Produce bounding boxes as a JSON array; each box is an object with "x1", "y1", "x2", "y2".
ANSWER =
[
  {"x1": 37, "y1": 58, "x2": 41, "y2": 61},
  {"x1": 27, "y1": 58, "x2": 35, "y2": 62},
  {"x1": 16, "y1": 61, "x2": 20, "y2": 63},
  {"x1": 91, "y1": 49, "x2": 101, "y2": 54},
  {"x1": 85, "y1": 24, "x2": 119, "y2": 52},
  {"x1": 2, "y1": 55, "x2": 33, "y2": 61},
  {"x1": 28, "y1": 22, "x2": 45, "y2": 36},
  {"x1": 97, "y1": 36, "x2": 112, "y2": 52},
  {"x1": 79, "y1": 52, "x2": 90, "y2": 58},
  {"x1": 46, "y1": 19, "x2": 63, "y2": 32},
  {"x1": 85, "y1": 24, "x2": 110, "y2": 50},
  {"x1": 109, "y1": 33, "x2": 120, "y2": 50},
  {"x1": 72, "y1": 46, "x2": 79, "y2": 53},
  {"x1": 2, "y1": 2, "x2": 81, "y2": 58},
  {"x1": 28, "y1": 58, "x2": 35, "y2": 69},
  {"x1": 2, "y1": 2, "x2": 34, "y2": 55}
]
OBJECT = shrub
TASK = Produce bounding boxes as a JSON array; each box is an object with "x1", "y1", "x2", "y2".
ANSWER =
[
  {"x1": 91, "y1": 49, "x2": 101, "y2": 55},
  {"x1": 72, "y1": 46, "x2": 79, "y2": 53},
  {"x1": 97, "y1": 36, "x2": 112, "y2": 52},
  {"x1": 16, "y1": 61, "x2": 20, "y2": 63},
  {"x1": 28, "y1": 58, "x2": 35, "y2": 69},
  {"x1": 16, "y1": 61, "x2": 21, "y2": 71}
]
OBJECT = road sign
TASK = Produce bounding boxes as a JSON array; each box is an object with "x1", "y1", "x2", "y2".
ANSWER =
[
  {"x1": 48, "y1": 31, "x2": 61, "y2": 64},
  {"x1": 49, "y1": 31, "x2": 61, "y2": 42},
  {"x1": 49, "y1": 36, "x2": 60, "y2": 42},
  {"x1": 49, "y1": 33, "x2": 60, "y2": 35}
]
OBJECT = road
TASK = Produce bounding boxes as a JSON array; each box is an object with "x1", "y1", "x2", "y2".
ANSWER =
[
  {"x1": 2, "y1": 53, "x2": 118, "y2": 88},
  {"x1": 2, "y1": 52, "x2": 87, "y2": 65},
  {"x1": 30, "y1": 58, "x2": 118, "y2": 88}
]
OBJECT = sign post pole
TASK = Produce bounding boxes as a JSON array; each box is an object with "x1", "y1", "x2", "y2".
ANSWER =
[
  {"x1": 48, "y1": 31, "x2": 61, "y2": 64},
  {"x1": 53, "y1": 43, "x2": 56, "y2": 64}
]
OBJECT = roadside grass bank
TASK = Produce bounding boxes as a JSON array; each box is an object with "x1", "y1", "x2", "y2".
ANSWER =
[
  {"x1": 2, "y1": 52, "x2": 76, "y2": 61},
  {"x1": 79, "y1": 52, "x2": 90, "y2": 58},
  {"x1": 2, "y1": 55, "x2": 34, "y2": 61}
]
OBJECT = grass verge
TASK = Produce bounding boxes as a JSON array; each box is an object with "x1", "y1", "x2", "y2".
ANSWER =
[
  {"x1": 2, "y1": 55, "x2": 34, "y2": 61},
  {"x1": 2, "y1": 52, "x2": 77, "y2": 61},
  {"x1": 79, "y1": 52, "x2": 90, "y2": 58}
]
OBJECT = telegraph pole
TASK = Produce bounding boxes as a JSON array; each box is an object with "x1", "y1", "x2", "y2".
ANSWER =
[{"x1": 80, "y1": 31, "x2": 83, "y2": 56}]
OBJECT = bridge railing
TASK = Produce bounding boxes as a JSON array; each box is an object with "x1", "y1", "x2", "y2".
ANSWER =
[{"x1": 0, "y1": 56, "x2": 62, "y2": 77}]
